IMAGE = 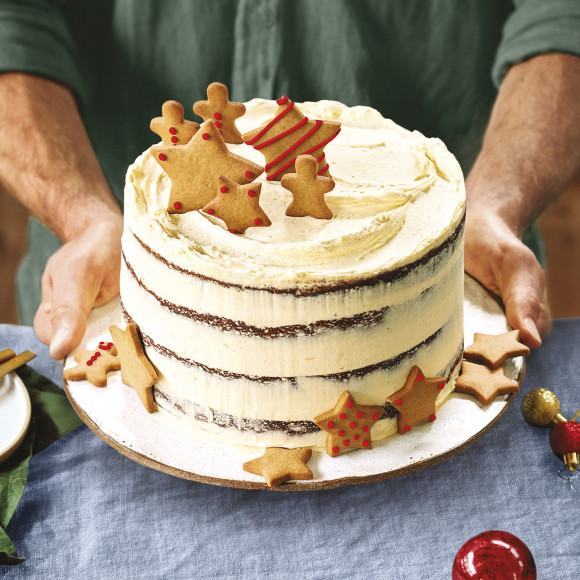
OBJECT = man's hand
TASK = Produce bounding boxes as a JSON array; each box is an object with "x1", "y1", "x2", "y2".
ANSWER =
[
  {"x1": 33, "y1": 216, "x2": 123, "y2": 360},
  {"x1": 0, "y1": 74, "x2": 123, "y2": 359},
  {"x1": 464, "y1": 53, "x2": 580, "y2": 348},
  {"x1": 464, "y1": 209, "x2": 549, "y2": 348}
]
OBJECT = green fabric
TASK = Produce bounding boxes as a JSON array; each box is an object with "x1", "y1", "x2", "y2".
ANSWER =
[
  {"x1": 2, "y1": 0, "x2": 578, "y2": 322},
  {"x1": 0, "y1": 365, "x2": 82, "y2": 565}
]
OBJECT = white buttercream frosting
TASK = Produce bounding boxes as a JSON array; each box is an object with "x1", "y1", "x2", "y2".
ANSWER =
[
  {"x1": 125, "y1": 99, "x2": 465, "y2": 290},
  {"x1": 121, "y1": 99, "x2": 466, "y2": 448}
]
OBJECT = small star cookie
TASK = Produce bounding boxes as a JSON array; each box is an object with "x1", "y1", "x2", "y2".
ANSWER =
[
  {"x1": 242, "y1": 447, "x2": 313, "y2": 487},
  {"x1": 150, "y1": 100, "x2": 200, "y2": 146},
  {"x1": 387, "y1": 366, "x2": 446, "y2": 434},
  {"x1": 314, "y1": 391, "x2": 384, "y2": 457},
  {"x1": 282, "y1": 155, "x2": 335, "y2": 219},
  {"x1": 63, "y1": 342, "x2": 120, "y2": 387},
  {"x1": 202, "y1": 176, "x2": 271, "y2": 234},
  {"x1": 454, "y1": 361, "x2": 519, "y2": 405},
  {"x1": 193, "y1": 82, "x2": 246, "y2": 144},
  {"x1": 151, "y1": 119, "x2": 264, "y2": 214},
  {"x1": 110, "y1": 324, "x2": 158, "y2": 413},
  {"x1": 463, "y1": 330, "x2": 530, "y2": 369}
]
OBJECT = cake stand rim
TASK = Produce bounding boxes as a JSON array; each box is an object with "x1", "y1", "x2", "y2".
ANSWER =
[{"x1": 63, "y1": 272, "x2": 524, "y2": 491}]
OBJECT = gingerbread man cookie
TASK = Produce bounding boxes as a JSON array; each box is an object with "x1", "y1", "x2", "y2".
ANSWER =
[
  {"x1": 151, "y1": 119, "x2": 264, "y2": 213},
  {"x1": 110, "y1": 324, "x2": 158, "y2": 413},
  {"x1": 282, "y1": 154, "x2": 335, "y2": 219},
  {"x1": 150, "y1": 100, "x2": 200, "y2": 146},
  {"x1": 202, "y1": 176, "x2": 271, "y2": 234},
  {"x1": 314, "y1": 391, "x2": 384, "y2": 457},
  {"x1": 63, "y1": 342, "x2": 120, "y2": 387},
  {"x1": 193, "y1": 82, "x2": 246, "y2": 144},
  {"x1": 243, "y1": 447, "x2": 313, "y2": 488}
]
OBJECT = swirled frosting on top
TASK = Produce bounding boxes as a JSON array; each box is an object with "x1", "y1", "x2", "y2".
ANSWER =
[{"x1": 124, "y1": 99, "x2": 465, "y2": 290}]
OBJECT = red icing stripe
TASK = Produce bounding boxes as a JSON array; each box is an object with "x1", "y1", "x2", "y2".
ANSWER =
[
  {"x1": 265, "y1": 120, "x2": 323, "y2": 173},
  {"x1": 244, "y1": 101, "x2": 295, "y2": 145},
  {"x1": 266, "y1": 126, "x2": 340, "y2": 181},
  {"x1": 253, "y1": 117, "x2": 308, "y2": 150},
  {"x1": 316, "y1": 164, "x2": 329, "y2": 175},
  {"x1": 317, "y1": 152, "x2": 325, "y2": 163}
]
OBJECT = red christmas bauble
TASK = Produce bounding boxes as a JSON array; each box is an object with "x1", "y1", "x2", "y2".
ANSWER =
[
  {"x1": 549, "y1": 421, "x2": 580, "y2": 457},
  {"x1": 452, "y1": 530, "x2": 536, "y2": 580}
]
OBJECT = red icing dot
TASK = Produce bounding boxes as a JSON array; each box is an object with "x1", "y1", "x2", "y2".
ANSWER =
[
  {"x1": 169, "y1": 127, "x2": 177, "y2": 135},
  {"x1": 327, "y1": 421, "x2": 334, "y2": 429},
  {"x1": 349, "y1": 422, "x2": 356, "y2": 429},
  {"x1": 94, "y1": 352, "x2": 101, "y2": 358},
  {"x1": 206, "y1": 208, "x2": 215, "y2": 215},
  {"x1": 230, "y1": 229, "x2": 237, "y2": 234},
  {"x1": 338, "y1": 430, "x2": 345, "y2": 437},
  {"x1": 158, "y1": 153, "x2": 167, "y2": 161},
  {"x1": 362, "y1": 426, "x2": 369, "y2": 432},
  {"x1": 362, "y1": 440, "x2": 370, "y2": 447},
  {"x1": 245, "y1": 171, "x2": 253, "y2": 179},
  {"x1": 86, "y1": 360, "x2": 93, "y2": 366},
  {"x1": 174, "y1": 202, "x2": 182, "y2": 210},
  {"x1": 339, "y1": 413, "x2": 346, "y2": 420},
  {"x1": 214, "y1": 112, "x2": 222, "y2": 120},
  {"x1": 346, "y1": 400, "x2": 353, "y2": 408},
  {"x1": 356, "y1": 411, "x2": 362, "y2": 418},
  {"x1": 215, "y1": 121, "x2": 222, "y2": 129},
  {"x1": 396, "y1": 398, "x2": 403, "y2": 405},
  {"x1": 438, "y1": 382, "x2": 445, "y2": 390},
  {"x1": 353, "y1": 434, "x2": 360, "y2": 441},
  {"x1": 248, "y1": 190, "x2": 256, "y2": 197},
  {"x1": 171, "y1": 136, "x2": 178, "y2": 144},
  {"x1": 202, "y1": 133, "x2": 210, "y2": 140},
  {"x1": 372, "y1": 413, "x2": 378, "y2": 420},
  {"x1": 404, "y1": 425, "x2": 412, "y2": 432},
  {"x1": 417, "y1": 375, "x2": 424, "y2": 381},
  {"x1": 430, "y1": 414, "x2": 436, "y2": 422},
  {"x1": 254, "y1": 218, "x2": 262, "y2": 226},
  {"x1": 332, "y1": 446, "x2": 340, "y2": 454},
  {"x1": 343, "y1": 440, "x2": 350, "y2": 447},
  {"x1": 220, "y1": 186, "x2": 228, "y2": 193},
  {"x1": 276, "y1": 95, "x2": 289, "y2": 105}
]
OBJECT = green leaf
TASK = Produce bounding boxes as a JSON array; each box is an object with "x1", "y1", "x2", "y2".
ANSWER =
[{"x1": 0, "y1": 365, "x2": 82, "y2": 565}]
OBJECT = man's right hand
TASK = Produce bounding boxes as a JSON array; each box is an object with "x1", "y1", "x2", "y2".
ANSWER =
[{"x1": 33, "y1": 215, "x2": 123, "y2": 360}]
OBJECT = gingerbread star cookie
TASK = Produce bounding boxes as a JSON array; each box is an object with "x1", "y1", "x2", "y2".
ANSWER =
[
  {"x1": 463, "y1": 330, "x2": 530, "y2": 369},
  {"x1": 63, "y1": 342, "x2": 121, "y2": 388},
  {"x1": 193, "y1": 82, "x2": 246, "y2": 144},
  {"x1": 282, "y1": 154, "x2": 335, "y2": 219},
  {"x1": 387, "y1": 366, "x2": 446, "y2": 435},
  {"x1": 150, "y1": 100, "x2": 200, "y2": 146},
  {"x1": 110, "y1": 324, "x2": 158, "y2": 413},
  {"x1": 151, "y1": 119, "x2": 263, "y2": 214},
  {"x1": 314, "y1": 391, "x2": 384, "y2": 457},
  {"x1": 454, "y1": 361, "x2": 519, "y2": 405},
  {"x1": 243, "y1": 447, "x2": 313, "y2": 488},
  {"x1": 202, "y1": 176, "x2": 271, "y2": 234},
  {"x1": 243, "y1": 95, "x2": 341, "y2": 181}
]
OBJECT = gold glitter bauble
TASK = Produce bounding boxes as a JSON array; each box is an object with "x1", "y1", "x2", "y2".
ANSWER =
[{"x1": 521, "y1": 388, "x2": 560, "y2": 426}]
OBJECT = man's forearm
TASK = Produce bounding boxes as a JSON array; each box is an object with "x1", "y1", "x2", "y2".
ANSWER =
[
  {"x1": 0, "y1": 73, "x2": 121, "y2": 242},
  {"x1": 467, "y1": 53, "x2": 580, "y2": 236}
]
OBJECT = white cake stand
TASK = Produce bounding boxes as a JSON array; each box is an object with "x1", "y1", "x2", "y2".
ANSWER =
[{"x1": 64, "y1": 274, "x2": 524, "y2": 491}]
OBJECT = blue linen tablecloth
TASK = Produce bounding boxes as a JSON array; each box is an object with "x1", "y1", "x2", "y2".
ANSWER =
[{"x1": 2, "y1": 321, "x2": 580, "y2": 579}]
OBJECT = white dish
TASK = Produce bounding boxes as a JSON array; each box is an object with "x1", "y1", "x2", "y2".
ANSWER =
[
  {"x1": 64, "y1": 274, "x2": 524, "y2": 490},
  {"x1": 0, "y1": 372, "x2": 32, "y2": 464}
]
